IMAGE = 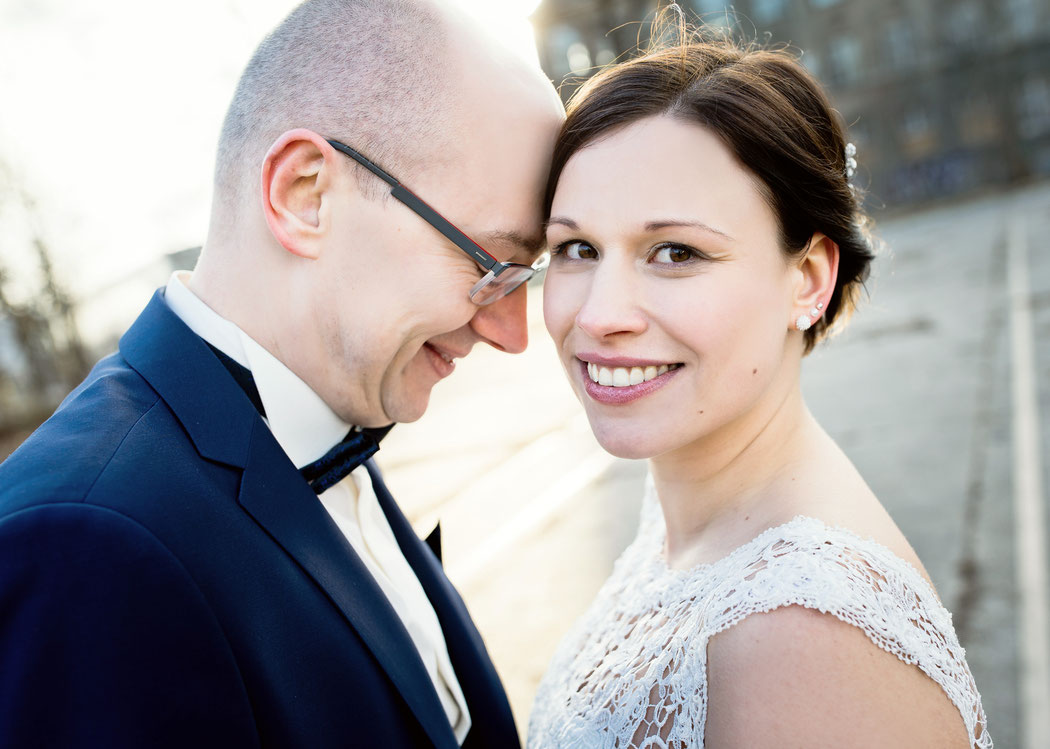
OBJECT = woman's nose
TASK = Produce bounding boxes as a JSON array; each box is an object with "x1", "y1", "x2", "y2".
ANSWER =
[{"x1": 574, "y1": 262, "x2": 648, "y2": 340}]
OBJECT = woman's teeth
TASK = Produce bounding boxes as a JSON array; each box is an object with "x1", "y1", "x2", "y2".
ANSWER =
[{"x1": 585, "y1": 362, "x2": 680, "y2": 387}]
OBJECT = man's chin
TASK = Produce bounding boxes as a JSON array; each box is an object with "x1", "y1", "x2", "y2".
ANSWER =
[
  {"x1": 380, "y1": 392, "x2": 432, "y2": 425},
  {"x1": 332, "y1": 401, "x2": 405, "y2": 430}
]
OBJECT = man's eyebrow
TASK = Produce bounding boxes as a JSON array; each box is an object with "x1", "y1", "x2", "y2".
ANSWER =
[
  {"x1": 644, "y1": 219, "x2": 735, "y2": 241},
  {"x1": 480, "y1": 229, "x2": 546, "y2": 258}
]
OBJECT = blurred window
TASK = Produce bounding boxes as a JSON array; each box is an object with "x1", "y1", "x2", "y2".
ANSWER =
[
  {"x1": 801, "y1": 48, "x2": 822, "y2": 78},
  {"x1": 828, "y1": 35, "x2": 862, "y2": 85},
  {"x1": 690, "y1": 0, "x2": 728, "y2": 13},
  {"x1": 883, "y1": 18, "x2": 916, "y2": 71},
  {"x1": 945, "y1": 1, "x2": 982, "y2": 48},
  {"x1": 1018, "y1": 77, "x2": 1050, "y2": 139},
  {"x1": 690, "y1": 0, "x2": 732, "y2": 29},
  {"x1": 959, "y1": 93, "x2": 1003, "y2": 145},
  {"x1": 901, "y1": 108, "x2": 938, "y2": 158},
  {"x1": 1004, "y1": 0, "x2": 1039, "y2": 39},
  {"x1": 752, "y1": 0, "x2": 788, "y2": 24},
  {"x1": 809, "y1": 0, "x2": 842, "y2": 8},
  {"x1": 545, "y1": 24, "x2": 582, "y2": 79}
]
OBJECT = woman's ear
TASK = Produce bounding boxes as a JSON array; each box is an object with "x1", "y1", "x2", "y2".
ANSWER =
[
  {"x1": 260, "y1": 129, "x2": 340, "y2": 260},
  {"x1": 790, "y1": 232, "x2": 839, "y2": 331}
]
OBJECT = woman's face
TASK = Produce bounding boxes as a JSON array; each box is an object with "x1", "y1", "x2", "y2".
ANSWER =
[{"x1": 543, "y1": 114, "x2": 804, "y2": 460}]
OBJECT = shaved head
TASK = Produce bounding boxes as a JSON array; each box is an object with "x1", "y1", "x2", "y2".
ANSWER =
[{"x1": 214, "y1": 0, "x2": 454, "y2": 215}]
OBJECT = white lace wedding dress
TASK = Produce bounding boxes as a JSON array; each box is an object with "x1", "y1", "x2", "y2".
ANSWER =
[{"x1": 528, "y1": 478, "x2": 991, "y2": 748}]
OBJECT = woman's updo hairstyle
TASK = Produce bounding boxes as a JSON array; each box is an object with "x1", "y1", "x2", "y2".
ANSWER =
[{"x1": 546, "y1": 17, "x2": 877, "y2": 351}]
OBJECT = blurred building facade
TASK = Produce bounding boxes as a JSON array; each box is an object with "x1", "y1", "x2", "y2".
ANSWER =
[{"x1": 532, "y1": 0, "x2": 1050, "y2": 208}]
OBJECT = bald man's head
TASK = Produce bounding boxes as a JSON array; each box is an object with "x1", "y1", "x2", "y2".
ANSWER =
[
  {"x1": 214, "y1": 0, "x2": 455, "y2": 216},
  {"x1": 194, "y1": 0, "x2": 563, "y2": 427}
]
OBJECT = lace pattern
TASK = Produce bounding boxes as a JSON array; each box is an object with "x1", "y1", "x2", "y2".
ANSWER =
[{"x1": 527, "y1": 480, "x2": 991, "y2": 748}]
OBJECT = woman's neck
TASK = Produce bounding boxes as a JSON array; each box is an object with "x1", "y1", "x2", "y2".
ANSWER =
[{"x1": 651, "y1": 382, "x2": 820, "y2": 569}]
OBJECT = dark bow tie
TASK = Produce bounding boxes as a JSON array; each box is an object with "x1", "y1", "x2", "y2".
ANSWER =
[{"x1": 206, "y1": 343, "x2": 392, "y2": 494}]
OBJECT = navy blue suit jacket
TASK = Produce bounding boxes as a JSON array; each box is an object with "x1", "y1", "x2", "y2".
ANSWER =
[{"x1": 0, "y1": 291, "x2": 520, "y2": 748}]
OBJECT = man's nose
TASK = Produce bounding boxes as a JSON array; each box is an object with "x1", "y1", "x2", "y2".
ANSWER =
[{"x1": 470, "y1": 282, "x2": 529, "y2": 353}]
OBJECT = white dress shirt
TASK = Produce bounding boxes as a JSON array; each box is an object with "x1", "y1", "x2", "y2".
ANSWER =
[{"x1": 164, "y1": 272, "x2": 471, "y2": 743}]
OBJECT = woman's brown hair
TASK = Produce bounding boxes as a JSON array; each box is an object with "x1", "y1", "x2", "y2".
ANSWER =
[{"x1": 546, "y1": 26, "x2": 877, "y2": 351}]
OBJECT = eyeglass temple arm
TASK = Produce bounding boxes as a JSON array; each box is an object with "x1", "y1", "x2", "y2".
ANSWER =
[
  {"x1": 326, "y1": 139, "x2": 499, "y2": 272},
  {"x1": 326, "y1": 139, "x2": 398, "y2": 187},
  {"x1": 390, "y1": 185, "x2": 498, "y2": 271}
]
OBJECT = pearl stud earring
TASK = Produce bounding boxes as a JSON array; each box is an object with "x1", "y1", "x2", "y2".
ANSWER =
[{"x1": 796, "y1": 301, "x2": 824, "y2": 331}]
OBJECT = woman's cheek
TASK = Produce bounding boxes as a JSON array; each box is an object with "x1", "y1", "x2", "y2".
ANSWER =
[{"x1": 542, "y1": 272, "x2": 579, "y2": 344}]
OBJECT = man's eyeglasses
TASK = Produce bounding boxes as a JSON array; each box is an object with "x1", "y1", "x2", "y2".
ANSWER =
[{"x1": 326, "y1": 138, "x2": 545, "y2": 305}]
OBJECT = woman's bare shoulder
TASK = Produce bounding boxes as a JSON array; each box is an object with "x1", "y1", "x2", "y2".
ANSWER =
[{"x1": 703, "y1": 604, "x2": 971, "y2": 748}]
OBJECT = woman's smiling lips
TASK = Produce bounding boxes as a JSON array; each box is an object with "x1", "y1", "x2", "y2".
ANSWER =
[{"x1": 577, "y1": 354, "x2": 683, "y2": 404}]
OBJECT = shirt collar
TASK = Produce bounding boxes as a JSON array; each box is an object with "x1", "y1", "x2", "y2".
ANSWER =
[{"x1": 164, "y1": 271, "x2": 353, "y2": 468}]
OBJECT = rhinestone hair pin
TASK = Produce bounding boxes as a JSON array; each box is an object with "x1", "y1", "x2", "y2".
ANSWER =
[{"x1": 845, "y1": 142, "x2": 857, "y2": 180}]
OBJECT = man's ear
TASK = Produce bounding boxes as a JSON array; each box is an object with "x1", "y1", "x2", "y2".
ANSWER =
[
  {"x1": 791, "y1": 232, "x2": 839, "y2": 328},
  {"x1": 260, "y1": 129, "x2": 340, "y2": 260}
]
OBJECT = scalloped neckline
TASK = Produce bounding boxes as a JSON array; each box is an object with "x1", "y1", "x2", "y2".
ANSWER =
[{"x1": 647, "y1": 510, "x2": 942, "y2": 604}]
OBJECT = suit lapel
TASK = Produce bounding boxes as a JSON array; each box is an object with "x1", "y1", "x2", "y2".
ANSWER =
[
  {"x1": 120, "y1": 291, "x2": 256, "y2": 468},
  {"x1": 237, "y1": 427, "x2": 458, "y2": 749},
  {"x1": 365, "y1": 461, "x2": 521, "y2": 748},
  {"x1": 122, "y1": 291, "x2": 459, "y2": 749}
]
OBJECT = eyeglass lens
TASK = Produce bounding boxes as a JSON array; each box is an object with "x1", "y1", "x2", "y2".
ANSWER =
[{"x1": 469, "y1": 265, "x2": 536, "y2": 305}]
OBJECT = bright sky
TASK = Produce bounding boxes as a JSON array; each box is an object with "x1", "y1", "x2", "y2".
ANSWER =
[{"x1": 0, "y1": 0, "x2": 542, "y2": 321}]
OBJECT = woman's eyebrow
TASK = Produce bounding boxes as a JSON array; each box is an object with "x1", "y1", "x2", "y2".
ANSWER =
[
  {"x1": 546, "y1": 216, "x2": 734, "y2": 243},
  {"x1": 644, "y1": 219, "x2": 735, "y2": 241},
  {"x1": 545, "y1": 216, "x2": 578, "y2": 231}
]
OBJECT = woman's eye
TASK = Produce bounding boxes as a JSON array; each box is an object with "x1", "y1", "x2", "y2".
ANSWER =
[
  {"x1": 553, "y1": 241, "x2": 599, "y2": 261},
  {"x1": 652, "y1": 244, "x2": 698, "y2": 264}
]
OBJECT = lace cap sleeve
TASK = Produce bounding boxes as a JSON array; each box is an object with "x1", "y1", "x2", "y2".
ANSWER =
[{"x1": 703, "y1": 519, "x2": 990, "y2": 748}]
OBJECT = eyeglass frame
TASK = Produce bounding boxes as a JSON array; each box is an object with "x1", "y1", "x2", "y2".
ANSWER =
[{"x1": 325, "y1": 138, "x2": 545, "y2": 305}]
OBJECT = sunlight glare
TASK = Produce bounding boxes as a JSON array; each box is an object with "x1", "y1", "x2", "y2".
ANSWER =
[{"x1": 451, "y1": 0, "x2": 543, "y2": 66}]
